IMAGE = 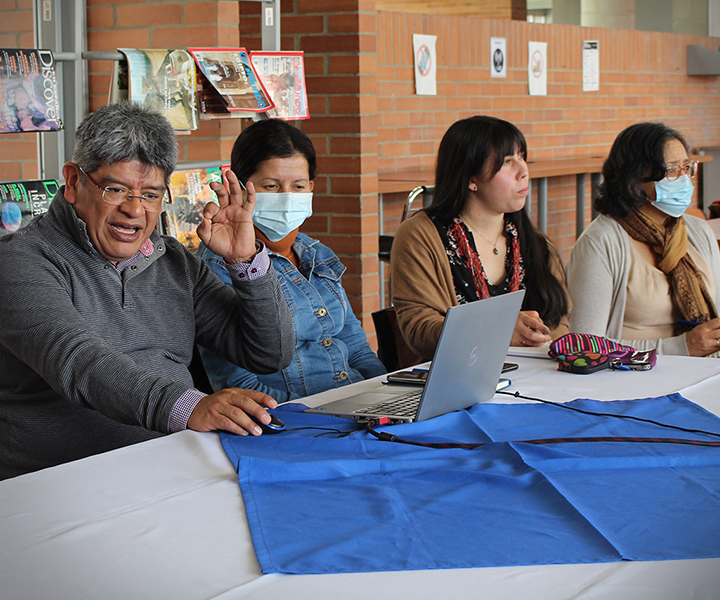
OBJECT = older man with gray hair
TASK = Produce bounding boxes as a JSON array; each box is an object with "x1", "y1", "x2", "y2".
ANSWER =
[{"x1": 0, "y1": 103, "x2": 294, "y2": 479}]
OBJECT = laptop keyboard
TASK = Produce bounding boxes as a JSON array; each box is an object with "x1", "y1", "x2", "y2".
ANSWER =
[{"x1": 353, "y1": 389, "x2": 423, "y2": 418}]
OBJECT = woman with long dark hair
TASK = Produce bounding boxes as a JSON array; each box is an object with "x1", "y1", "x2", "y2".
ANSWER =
[
  {"x1": 567, "y1": 122, "x2": 720, "y2": 356},
  {"x1": 390, "y1": 115, "x2": 569, "y2": 360}
]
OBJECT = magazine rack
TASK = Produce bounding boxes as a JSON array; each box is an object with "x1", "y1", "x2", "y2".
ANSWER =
[{"x1": 27, "y1": 0, "x2": 282, "y2": 183}]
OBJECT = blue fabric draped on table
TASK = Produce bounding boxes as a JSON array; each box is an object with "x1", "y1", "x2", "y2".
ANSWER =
[{"x1": 220, "y1": 394, "x2": 720, "y2": 574}]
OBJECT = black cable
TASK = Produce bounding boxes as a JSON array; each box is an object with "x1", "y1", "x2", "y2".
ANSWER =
[
  {"x1": 364, "y1": 422, "x2": 720, "y2": 449},
  {"x1": 285, "y1": 426, "x2": 361, "y2": 438},
  {"x1": 497, "y1": 390, "x2": 720, "y2": 440}
]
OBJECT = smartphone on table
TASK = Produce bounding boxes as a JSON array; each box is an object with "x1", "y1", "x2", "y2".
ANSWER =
[{"x1": 386, "y1": 362, "x2": 518, "y2": 386}]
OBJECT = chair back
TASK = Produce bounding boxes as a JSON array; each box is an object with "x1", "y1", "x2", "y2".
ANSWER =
[
  {"x1": 372, "y1": 307, "x2": 423, "y2": 372},
  {"x1": 378, "y1": 234, "x2": 393, "y2": 263},
  {"x1": 709, "y1": 201, "x2": 720, "y2": 219},
  {"x1": 402, "y1": 185, "x2": 435, "y2": 222}
]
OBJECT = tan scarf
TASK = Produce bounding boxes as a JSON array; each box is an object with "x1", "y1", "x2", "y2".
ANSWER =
[{"x1": 617, "y1": 209, "x2": 717, "y2": 333}]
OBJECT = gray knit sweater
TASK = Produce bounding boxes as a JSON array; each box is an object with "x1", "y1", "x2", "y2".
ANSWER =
[{"x1": 0, "y1": 189, "x2": 293, "y2": 479}]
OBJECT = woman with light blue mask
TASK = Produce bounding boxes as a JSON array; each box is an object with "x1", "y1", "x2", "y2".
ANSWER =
[
  {"x1": 567, "y1": 122, "x2": 720, "y2": 356},
  {"x1": 198, "y1": 119, "x2": 386, "y2": 402}
]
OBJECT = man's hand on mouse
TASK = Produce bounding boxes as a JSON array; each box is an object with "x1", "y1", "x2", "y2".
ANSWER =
[{"x1": 187, "y1": 388, "x2": 277, "y2": 436}]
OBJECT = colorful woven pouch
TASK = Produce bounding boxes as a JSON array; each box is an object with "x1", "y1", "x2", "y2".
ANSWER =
[{"x1": 548, "y1": 333, "x2": 656, "y2": 374}]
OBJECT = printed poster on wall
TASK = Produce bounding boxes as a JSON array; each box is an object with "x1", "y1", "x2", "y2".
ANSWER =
[
  {"x1": 490, "y1": 38, "x2": 507, "y2": 78},
  {"x1": 413, "y1": 34, "x2": 437, "y2": 96},
  {"x1": 582, "y1": 40, "x2": 599, "y2": 92},
  {"x1": 527, "y1": 41, "x2": 547, "y2": 96}
]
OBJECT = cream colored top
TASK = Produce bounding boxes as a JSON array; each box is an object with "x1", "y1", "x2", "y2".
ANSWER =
[{"x1": 621, "y1": 239, "x2": 716, "y2": 341}]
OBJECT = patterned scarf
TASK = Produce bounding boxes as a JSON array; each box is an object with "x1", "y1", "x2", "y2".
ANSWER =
[
  {"x1": 447, "y1": 217, "x2": 523, "y2": 300},
  {"x1": 617, "y1": 209, "x2": 717, "y2": 333}
]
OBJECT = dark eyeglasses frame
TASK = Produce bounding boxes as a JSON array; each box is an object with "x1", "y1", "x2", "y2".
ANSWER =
[{"x1": 76, "y1": 164, "x2": 172, "y2": 211}]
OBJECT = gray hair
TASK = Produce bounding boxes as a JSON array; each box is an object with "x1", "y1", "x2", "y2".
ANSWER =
[{"x1": 72, "y1": 102, "x2": 179, "y2": 183}]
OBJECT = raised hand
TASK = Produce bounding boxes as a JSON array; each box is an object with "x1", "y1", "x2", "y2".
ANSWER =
[{"x1": 197, "y1": 169, "x2": 258, "y2": 263}]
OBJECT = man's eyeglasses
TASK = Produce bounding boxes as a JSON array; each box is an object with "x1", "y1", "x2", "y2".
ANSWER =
[
  {"x1": 77, "y1": 165, "x2": 171, "y2": 212},
  {"x1": 665, "y1": 161, "x2": 698, "y2": 182}
]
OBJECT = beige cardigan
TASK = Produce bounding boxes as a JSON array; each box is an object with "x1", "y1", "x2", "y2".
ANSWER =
[{"x1": 390, "y1": 211, "x2": 569, "y2": 360}]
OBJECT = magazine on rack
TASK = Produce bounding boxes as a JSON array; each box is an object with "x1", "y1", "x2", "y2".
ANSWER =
[
  {"x1": 0, "y1": 49, "x2": 62, "y2": 134},
  {"x1": 110, "y1": 48, "x2": 198, "y2": 131},
  {"x1": 250, "y1": 51, "x2": 309, "y2": 120},
  {"x1": 193, "y1": 74, "x2": 247, "y2": 121},
  {"x1": 188, "y1": 48, "x2": 274, "y2": 116},
  {"x1": 0, "y1": 179, "x2": 58, "y2": 236},
  {"x1": 162, "y1": 166, "x2": 229, "y2": 252}
]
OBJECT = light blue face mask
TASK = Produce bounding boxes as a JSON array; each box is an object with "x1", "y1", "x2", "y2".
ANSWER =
[
  {"x1": 652, "y1": 175, "x2": 694, "y2": 218},
  {"x1": 253, "y1": 192, "x2": 313, "y2": 242}
]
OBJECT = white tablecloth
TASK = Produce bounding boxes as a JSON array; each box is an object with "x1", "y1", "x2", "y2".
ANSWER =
[{"x1": 2, "y1": 353, "x2": 720, "y2": 600}]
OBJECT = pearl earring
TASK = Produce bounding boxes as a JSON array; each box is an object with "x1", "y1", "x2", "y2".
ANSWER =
[{"x1": 471, "y1": 186, "x2": 477, "y2": 192}]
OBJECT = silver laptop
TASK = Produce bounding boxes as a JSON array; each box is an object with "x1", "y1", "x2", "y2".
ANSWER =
[{"x1": 305, "y1": 290, "x2": 525, "y2": 424}]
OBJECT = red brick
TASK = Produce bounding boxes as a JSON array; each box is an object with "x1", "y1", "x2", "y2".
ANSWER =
[
  {"x1": 0, "y1": 33, "x2": 19, "y2": 46},
  {"x1": 328, "y1": 13, "x2": 357, "y2": 33},
  {"x1": 218, "y1": 24, "x2": 240, "y2": 46},
  {"x1": 117, "y1": 4, "x2": 182, "y2": 26},
  {"x1": 184, "y1": 2, "x2": 218, "y2": 24},
  {"x1": 317, "y1": 156, "x2": 361, "y2": 175},
  {"x1": 298, "y1": 0, "x2": 364, "y2": 12},
  {"x1": 329, "y1": 55, "x2": 361, "y2": 75},
  {"x1": 328, "y1": 95, "x2": 363, "y2": 114},
  {"x1": 87, "y1": 6, "x2": 114, "y2": 28},
  {"x1": 185, "y1": 139, "x2": 226, "y2": 162},
  {"x1": 300, "y1": 34, "x2": 360, "y2": 54},
  {"x1": 303, "y1": 55, "x2": 325, "y2": 77},
  {"x1": 219, "y1": 1, "x2": 239, "y2": 24},
  {"x1": 331, "y1": 214, "x2": 377, "y2": 235},
  {"x1": 89, "y1": 72, "x2": 111, "y2": 96},
  {"x1": 303, "y1": 116, "x2": 361, "y2": 135},
  {"x1": 308, "y1": 75, "x2": 360, "y2": 95},
  {"x1": 0, "y1": 160, "x2": 22, "y2": 181},
  {"x1": 152, "y1": 25, "x2": 220, "y2": 48},
  {"x1": 88, "y1": 28, "x2": 149, "y2": 50},
  {"x1": 302, "y1": 215, "x2": 328, "y2": 232},
  {"x1": 283, "y1": 14, "x2": 325, "y2": 34},
  {"x1": 326, "y1": 175, "x2": 360, "y2": 195},
  {"x1": 329, "y1": 136, "x2": 362, "y2": 154},
  {"x1": 1, "y1": 9, "x2": 33, "y2": 33}
]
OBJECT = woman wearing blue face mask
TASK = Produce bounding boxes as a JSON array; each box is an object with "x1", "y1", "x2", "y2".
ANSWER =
[
  {"x1": 197, "y1": 119, "x2": 386, "y2": 402},
  {"x1": 567, "y1": 122, "x2": 720, "y2": 356}
]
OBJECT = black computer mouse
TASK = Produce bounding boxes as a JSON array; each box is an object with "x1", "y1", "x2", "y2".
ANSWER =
[{"x1": 249, "y1": 412, "x2": 285, "y2": 435}]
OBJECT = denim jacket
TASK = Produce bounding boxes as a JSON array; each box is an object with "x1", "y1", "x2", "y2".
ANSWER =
[{"x1": 198, "y1": 233, "x2": 386, "y2": 402}]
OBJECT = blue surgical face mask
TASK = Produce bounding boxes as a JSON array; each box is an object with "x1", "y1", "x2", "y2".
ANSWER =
[
  {"x1": 253, "y1": 192, "x2": 313, "y2": 242},
  {"x1": 652, "y1": 175, "x2": 694, "y2": 218}
]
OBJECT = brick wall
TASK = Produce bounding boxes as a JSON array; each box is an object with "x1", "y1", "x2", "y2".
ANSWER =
[
  {"x1": 376, "y1": 13, "x2": 720, "y2": 265},
  {"x1": 0, "y1": 0, "x2": 38, "y2": 181}
]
